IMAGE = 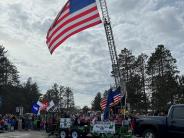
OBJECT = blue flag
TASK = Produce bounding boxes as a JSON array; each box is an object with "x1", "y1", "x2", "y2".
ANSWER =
[
  {"x1": 32, "y1": 103, "x2": 40, "y2": 114},
  {"x1": 104, "y1": 89, "x2": 114, "y2": 120},
  {"x1": 103, "y1": 87, "x2": 124, "y2": 120}
]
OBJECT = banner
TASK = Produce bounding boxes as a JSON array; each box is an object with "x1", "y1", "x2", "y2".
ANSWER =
[
  {"x1": 92, "y1": 121, "x2": 115, "y2": 134},
  {"x1": 60, "y1": 118, "x2": 71, "y2": 128}
]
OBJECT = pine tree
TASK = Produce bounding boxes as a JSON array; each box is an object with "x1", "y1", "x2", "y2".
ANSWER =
[
  {"x1": 0, "y1": 45, "x2": 19, "y2": 86},
  {"x1": 45, "y1": 83, "x2": 60, "y2": 105},
  {"x1": 147, "y1": 45, "x2": 179, "y2": 111},
  {"x1": 134, "y1": 53, "x2": 149, "y2": 112},
  {"x1": 22, "y1": 77, "x2": 41, "y2": 112},
  {"x1": 0, "y1": 46, "x2": 43, "y2": 113},
  {"x1": 118, "y1": 48, "x2": 136, "y2": 81},
  {"x1": 118, "y1": 48, "x2": 146, "y2": 112},
  {"x1": 63, "y1": 87, "x2": 75, "y2": 109},
  {"x1": 91, "y1": 92, "x2": 101, "y2": 111}
]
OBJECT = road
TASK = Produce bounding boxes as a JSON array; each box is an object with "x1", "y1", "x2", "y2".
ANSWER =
[
  {"x1": 0, "y1": 130, "x2": 53, "y2": 138},
  {"x1": 0, "y1": 130, "x2": 138, "y2": 138}
]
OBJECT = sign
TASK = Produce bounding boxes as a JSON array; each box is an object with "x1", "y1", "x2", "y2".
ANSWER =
[
  {"x1": 16, "y1": 106, "x2": 24, "y2": 116},
  {"x1": 60, "y1": 118, "x2": 71, "y2": 128},
  {"x1": 92, "y1": 121, "x2": 115, "y2": 134},
  {"x1": 19, "y1": 107, "x2": 23, "y2": 116},
  {"x1": 16, "y1": 107, "x2": 19, "y2": 113}
]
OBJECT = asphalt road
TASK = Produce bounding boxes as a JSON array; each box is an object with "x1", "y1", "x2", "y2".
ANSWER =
[
  {"x1": 0, "y1": 130, "x2": 138, "y2": 138},
  {"x1": 0, "y1": 130, "x2": 52, "y2": 138}
]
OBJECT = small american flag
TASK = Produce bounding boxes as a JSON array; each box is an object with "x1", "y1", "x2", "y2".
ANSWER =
[
  {"x1": 46, "y1": 0, "x2": 102, "y2": 54},
  {"x1": 113, "y1": 93, "x2": 122, "y2": 105},
  {"x1": 100, "y1": 97, "x2": 107, "y2": 110},
  {"x1": 112, "y1": 87, "x2": 122, "y2": 105}
]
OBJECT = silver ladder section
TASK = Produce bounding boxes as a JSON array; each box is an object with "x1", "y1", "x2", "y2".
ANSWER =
[{"x1": 99, "y1": 0, "x2": 121, "y2": 87}]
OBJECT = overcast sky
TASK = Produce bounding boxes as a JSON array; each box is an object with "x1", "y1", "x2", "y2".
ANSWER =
[{"x1": 0, "y1": 0, "x2": 184, "y2": 107}]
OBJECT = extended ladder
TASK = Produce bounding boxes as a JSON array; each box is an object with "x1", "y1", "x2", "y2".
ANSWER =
[
  {"x1": 99, "y1": 0, "x2": 127, "y2": 113},
  {"x1": 99, "y1": 0, "x2": 120, "y2": 87}
]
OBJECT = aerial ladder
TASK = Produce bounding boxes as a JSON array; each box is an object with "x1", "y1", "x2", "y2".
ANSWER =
[{"x1": 99, "y1": 0, "x2": 127, "y2": 109}]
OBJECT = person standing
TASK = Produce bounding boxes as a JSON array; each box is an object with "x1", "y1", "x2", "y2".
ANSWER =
[{"x1": 37, "y1": 116, "x2": 41, "y2": 130}]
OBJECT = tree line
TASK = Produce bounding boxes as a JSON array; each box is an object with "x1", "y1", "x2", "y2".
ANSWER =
[
  {"x1": 92, "y1": 45, "x2": 184, "y2": 113},
  {"x1": 1, "y1": 44, "x2": 183, "y2": 114},
  {"x1": 43, "y1": 83, "x2": 75, "y2": 112},
  {"x1": 0, "y1": 45, "x2": 41, "y2": 114},
  {"x1": 0, "y1": 45, "x2": 75, "y2": 114}
]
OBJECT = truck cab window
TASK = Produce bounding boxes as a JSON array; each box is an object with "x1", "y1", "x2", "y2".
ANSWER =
[{"x1": 172, "y1": 107, "x2": 184, "y2": 119}]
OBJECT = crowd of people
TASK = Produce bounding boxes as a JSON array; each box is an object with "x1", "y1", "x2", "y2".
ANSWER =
[
  {"x1": 0, "y1": 110, "x2": 160, "y2": 135},
  {"x1": 0, "y1": 114, "x2": 17, "y2": 131},
  {"x1": 0, "y1": 113, "x2": 46, "y2": 132}
]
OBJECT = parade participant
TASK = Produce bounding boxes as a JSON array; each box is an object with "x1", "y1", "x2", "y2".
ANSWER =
[
  {"x1": 37, "y1": 116, "x2": 41, "y2": 130},
  {"x1": 122, "y1": 116, "x2": 130, "y2": 132},
  {"x1": 24, "y1": 114, "x2": 29, "y2": 130},
  {"x1": 91, "y1": 115, "x2": 97, "y2": 126},
  {"x1": 0, "y1": 115, "x2": 5, "y2": 131},
  {"x1": 73, "y1": 114, "x2": 79, "y2": 126},
  {"x1": 10, "y1": 116, "x2": 16, "y2": 131},
  {"x1": 115, "y1": 114, "x2": 123, "y2": 126}
]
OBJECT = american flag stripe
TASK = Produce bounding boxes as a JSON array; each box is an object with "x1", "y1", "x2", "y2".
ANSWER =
[
  {"x1": 50, "y1": 19, "x2": 101, "y2": 53},
  {"x1": 47, "y1": 4, "x2": 97, "y2": 40},
  {"x1": 113, "y1": 94, "x2": 122, "y2": 104},
  {"x1": 46, "y1": 1, "x2": 101, "y2": 54},
  {"x1": 46, "y1": 2, "x2": 69, "y2": 38},
  {"x1": 100, "y1": 98, "x2": 107, "y2": 110},
  {"x1": 101, "y1": 103, "x2": 106, "y2": 107},
  {"x1": 48, "y1": 11, "x2": 100, "y2": 46}
]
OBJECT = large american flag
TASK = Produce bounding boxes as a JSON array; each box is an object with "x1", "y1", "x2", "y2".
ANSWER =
[{"x1": 46, "y1": 0, "x2": 102, "y2": 54}]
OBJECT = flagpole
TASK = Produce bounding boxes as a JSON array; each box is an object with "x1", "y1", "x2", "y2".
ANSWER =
[
  {"x1": 122, "y1": 80, "x2": 127, "y2": 118},
  {"x1": 124, "y1": 89, "x2": 127, "y2": 118}
]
